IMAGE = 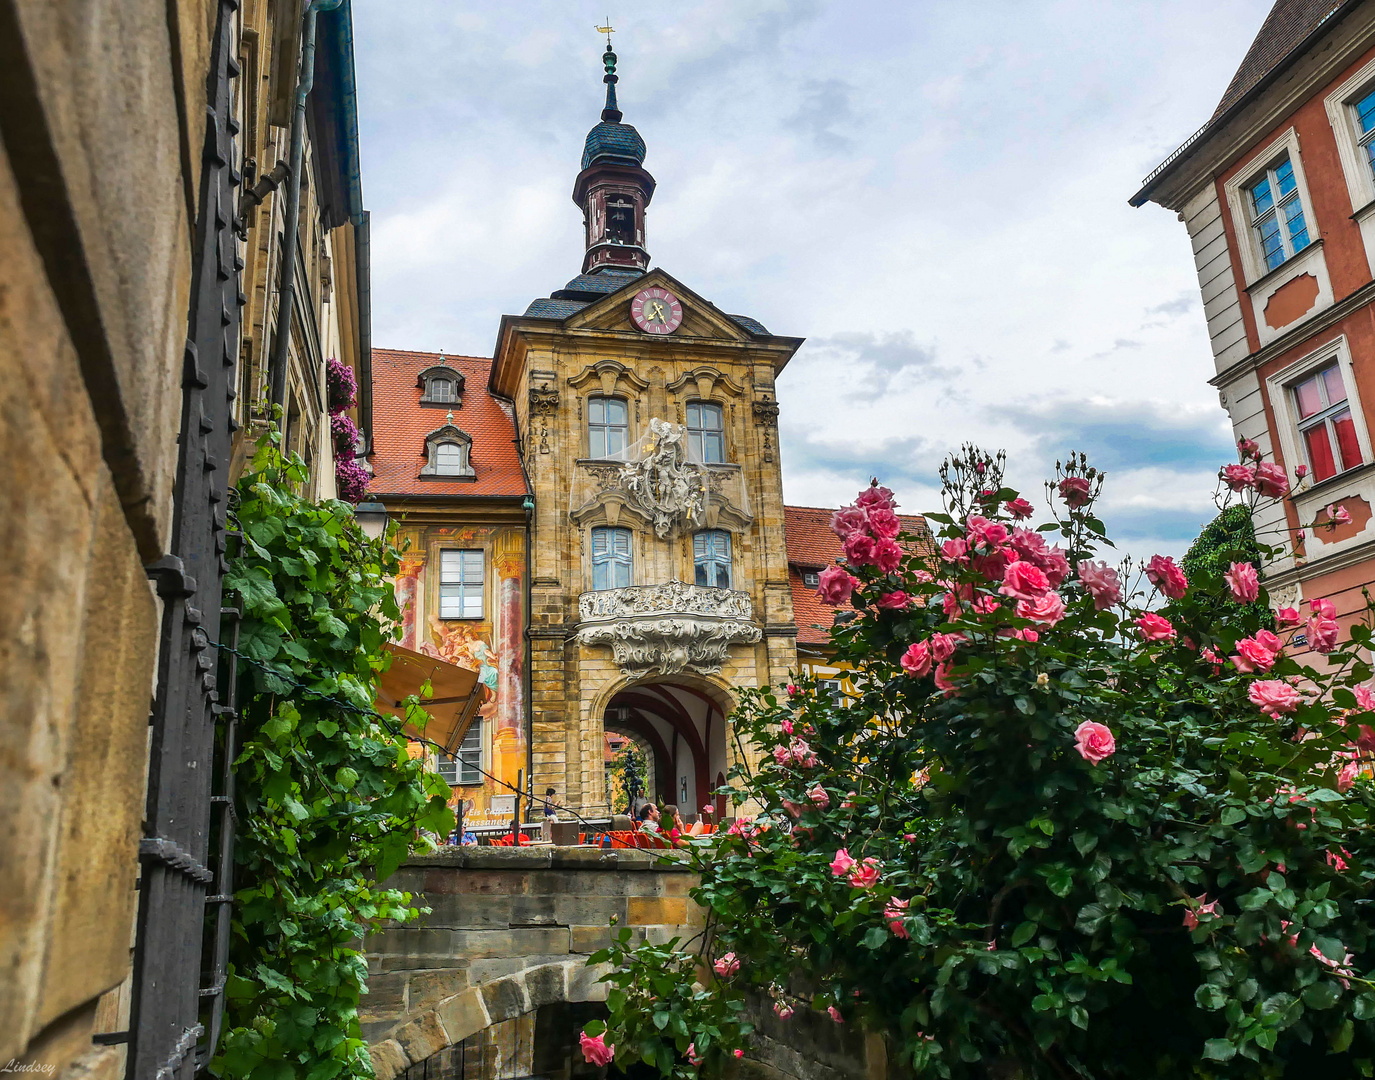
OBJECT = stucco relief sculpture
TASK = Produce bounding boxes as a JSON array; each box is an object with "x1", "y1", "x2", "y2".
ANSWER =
[
  {"x1": 575, "y1": 580, "x2": 761, "y2": 677},
  {"x1": 619, "y1": 418, "x2": 706, "y2": 539}
]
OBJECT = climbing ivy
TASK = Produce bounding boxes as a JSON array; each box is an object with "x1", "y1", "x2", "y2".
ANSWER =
[{"x1": 214, "y1": 439, "x2": 454, "y2": 1080}]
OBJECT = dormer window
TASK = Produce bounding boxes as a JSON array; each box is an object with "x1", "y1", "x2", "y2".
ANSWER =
[
  {"x1": 420, "y1": 419, "x2": 476, "y2": 480},
  {"x1": 418, "y1": 364, "x2": 466, "y2": 407}
]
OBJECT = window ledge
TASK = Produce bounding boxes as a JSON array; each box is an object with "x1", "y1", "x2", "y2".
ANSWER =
[
  {"x1": 1243, "y1": 238, "x2": 1324, "y2": 294},
  {"x1": 419, "y1": 399, "x2": 463, "y2": 408},
  {"x1": 1292, "y1": 459, "x2": 1375, "y2": 502},
  {"x1": 417, "y1": 471, "x2": 478, "y2": 482},
  {"x1": 1351, "y1": 198, "x2": 1375, "y2": 222}
]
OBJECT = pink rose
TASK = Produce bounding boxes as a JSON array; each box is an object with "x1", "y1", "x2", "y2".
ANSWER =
[
  {"x1": 734, "y1": 1050, "x2": 745, "y2": 1059},
  {"x1": 1224, "y1": 561, "x2": 1259, "y2": 603},
  {"x1": 808, "y1": 783, "x2": 830, "y2": 809},
  {"x1": 1307, "y1": 616, "x2": 1340, "y2": 654},
  {"x1": 580, "y1": 1032, "x2": 615, "y2": 1067},
  {"x1": 912, "y1": 569, "x2": 934, "y2": 583},
  {"x1": 868, "y1": 507, "x2": 901, "y2": 539},
  {"x1": 855, "y1": 483, "x2": 896, "y2": 511},
  {"x1": 1017, "y1": 592, "x2": 1066, "y2": 626},
  {"x1": 900, "y1": 641, "x2": 932, "y2": 677},
  {"x1": 1136, "y1": 613, "x2": 1176, "y2": 642},
  {"x1": 840, "y1": 791, "x2": 857, "y2": 809},
  {"x1": 781, "y1": 717, "x2": 794, "y2": 735},
  {"x1": 1334, "y1": 504, "x2": 1353, "y2": 526},
  {"x1": 830, "y1": 505, "x2": 867, "y2": 538},
  {"x1": 940, "y1": 538, "x2": 969, "y2": 564},
  {"x1": 1005, "y1": 497, "x2": 1034, "y2": 520},
  {"x1": 817, "y1": 566, "x2": 858, "y2": 605},
  {"x1": 1077, "y1": 560, "x2": 1121, "y2": 610},
  {"x1": 1010, "y1": 527, "x2": 1049, "y2": 563},
  {"x1": 1183, "y1": 894, "x2": 1219, "y2": 931},
  {"x1": 847, "y1": 857, "x2": 881, "y2": 889},
  {"x1": 1238, "y1": 437, "x2": 1260, "y2": 460},
  {"x1": 1221, "y1": 464, "x2": 1256, "y2": 491},
  {"x1": 1058, "y1": 476, "x2": 1092, "y2": 508},
  {"x1": 773, "y1": 1002, "x2": 794, "y2": 1019},
  {"x1": 1000, "y1": 560, "x2": 1051, "y2": 601},
  {"x1": 843, "y1": 533, "x2": 878, "y2": 566},
  {"x1": 829, "y1": 848, "x2": 856, "y2": 876},
  {"x1": 1145, "y1": 555, "x2": 1188, "y2": 600},
  {"x1": 965, "y1": 515, "x2": 1009, "y2": 549},
  {"x1": 885, "y1": 897, "x2": 910, "y2": 938},
  {"x1": 781, "y1": 799, "x2": 805, "y2": 818},
  {"x1": 930, "y1": 632, "x2": 964, "y2": 663},
  {"x1": 971, "y1": 546, "x2": 1014, "y2": 583},
  {"x1": 1338, "y1": 761, "x2": 1359, "y2": 794},
  {"x1": 1355, "y1": 685, "x2": 1375, "y2": 712},
  {"x1": 687, "y1": 1042, "x2": 702, "y2": 1066},
  {"x1": 713, "y1": 952, "x2": 740, "y2": 977},
  {"x1": 1234, "y1": 631, "x2": 1281, "y2": 673},
  {"x1": 1295, "y1": 463, "x2": 1309, "y2": 479},
  {"x1": 933, "y1": 661, "x2": 960, "y2": 692},
  {"x1": 876, "y1": 591, "x2": 910, "y2": 610},
  {"x1": 1255, "y1": 462, "x2": 1290, "y2": 498},
  {"x1": 1328, "y1": 847, "x2": 1350, "y2": 869},
  {"x1": 1312, "y1": 597, "x2": 1337, "y2": 619},
  {"x1": 1276, "y1": 606, "x2": 1301, "y2": 627},
  {"x1": 1310, "y1": 943, "x2": 1355, "y2": 989},
  {"x1": 1248, "y1": 679, "x2": 1302, "y2": 716},
  {"x1": 873, "y1": 539, "x2": 903, "y2": 573},
  {"x1": 1073, "y1": 721, "x2": 1116, "y2": 765},
  {"x1": 701, "y1": 803, "x2": 714, "y2": 816},
  {"x1": 828, "y1": 1006, "x2": 844, "y2": 1024}
]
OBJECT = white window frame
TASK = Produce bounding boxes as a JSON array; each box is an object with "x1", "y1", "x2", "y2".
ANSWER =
[
  {"x1": 587, "y1": 396, "x2": 629, "y2": 459},
  {"x1": 419, "y1": 428, "x2": 475, "y2": 478},
  {"x1": 1265, "y1": 335, "x2": 1374, "y2": 492},
  {"x1": 686, "y1": 400, "x2": 725, "y2": 463},
  {"x1": 437, "y1": 719, "x2": 483, "y2": 786},
  {"x1": 439, "y1": 549, "x2": 484, "y2": 619},
  {"x1": 1223, "y1": 128, "x2": 1319, "y2": 286},
  {"x1": 1325, "y1": 55, "x2": 1375, "y2": 212},
  {"x1": 434, "y1": 442, "x2": 468, "y2": 475},
  {"x1": 801, "y1": 569, "x2": 820, "y2": 589},
  {"x1": 693, "y1": 530, "x2": 732, "y2": 589}
]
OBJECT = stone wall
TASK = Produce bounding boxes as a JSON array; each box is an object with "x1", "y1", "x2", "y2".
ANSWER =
[
  {"x1": 364, "y1": 846, "x2": 700, "y2": 1079},
  {"x1": 0, "y1": 1, "x2": 220, "y2": 1075}
]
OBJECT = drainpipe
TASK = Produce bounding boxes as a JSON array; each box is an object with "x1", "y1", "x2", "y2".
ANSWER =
[{"x1": 269, "y1": 0, "x2": 344, "y2": 416}]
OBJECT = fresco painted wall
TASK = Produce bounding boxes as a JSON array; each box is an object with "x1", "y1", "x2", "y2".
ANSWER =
[{"x1": 395, "y1": 523, "x2": 527, "y2": 832}]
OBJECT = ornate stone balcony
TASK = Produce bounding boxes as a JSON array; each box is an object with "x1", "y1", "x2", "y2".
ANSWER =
[{"x1": 575, "y1": 580, "x2": 761, "y2": 678}]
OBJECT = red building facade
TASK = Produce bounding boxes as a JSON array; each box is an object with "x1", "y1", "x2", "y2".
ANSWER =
[{"x1": 1135, "y1": 0, "x2": 1375, "y2": 639}]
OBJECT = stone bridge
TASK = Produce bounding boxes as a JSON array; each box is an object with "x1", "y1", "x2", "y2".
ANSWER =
[{"x1": 362, "y1": 846, "x2": 700, "y2": 1080}]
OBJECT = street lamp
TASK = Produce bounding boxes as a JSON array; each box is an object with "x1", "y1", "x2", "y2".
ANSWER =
[{"x1": 353, "y1": 500, "x2": 389, "y2": 540}]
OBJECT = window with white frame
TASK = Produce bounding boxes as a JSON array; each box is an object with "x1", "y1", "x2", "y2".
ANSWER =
[
  {"x1": 435, "y1": 442, "x2": 468, "y2": 475},
  {"x1": 1246, "y1": 155, "x2": 1312, "y2": 273},
  {"x1": 1353, "y1": 87, "x2": 1375, "y2": 182},
  {"x1": 591, "y1": 526, "x2": 632, "y2": 590},
  {"x1": 439, "y1": 549, "x2": 484, "y2": 618},
  {"x1": 1292, "y1": 363, "x2": 1364, "y2": 482},
  {"x1": 437, "y1": 719, "x2": 482, "y2": 786},
  {"x1": 818, "y1": 678, "x2": 845, "y2": 704},
  {"x1": 693, "y1": 530, "x2": 732, "y2": 589},
  {"x1": 801, "y1": 569, "x2": 820, "y2": 588},
  {"x1": 588, "y1": 397, "x2": 629, "y2": 459},
  {"x1": 686, "y1": 401, "x2": 725, "y2": 463}
]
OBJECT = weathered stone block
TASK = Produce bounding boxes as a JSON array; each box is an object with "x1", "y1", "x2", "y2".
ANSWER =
[
  {"x1": 554, "y1": 895, "x2": 627, "y2": 927},
  {"x1": 524, "y1": 962, "x2": 571, "y2": 1008},
  {"x1": 369, "y1": 1040, "x2": 410, "y2": 1080},
  {"x1": 408, "y1": 968, "x2": 471, "y2": 1015},
  {"x1": 570, "y1": 925, "x2": 612, "y2": 954},
  {"x1": 480, "y1": 975, "x2": 529, "y2": 1024},
  {"x1": 568, "y1": 962, "x2": 611, "y2": 1002},
  {"x1": 435, "y1": 988, "x2": 489, "y2": 1045},
  {"x1": 627, "y1": 897, "x2": 690, "y2": 926},
  {"x1": 395, "y1": 1012, "x2": 449, "y2": 1064},
  {"x1": 359, "y1": 972, "x2": 408, "y2": 1022}
]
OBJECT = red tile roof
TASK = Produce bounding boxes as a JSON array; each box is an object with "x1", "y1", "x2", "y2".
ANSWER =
[
  {"x1": 369, "y1": 348, "x2": 530, "y2": 499},
  {"x1": 784, "y1": 505, "x2": 933, "y2": 646}
]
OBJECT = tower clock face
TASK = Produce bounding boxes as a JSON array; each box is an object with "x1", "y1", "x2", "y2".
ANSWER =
[{"x1": 630, "y1": 287, "x2": 683, "y2": 335}]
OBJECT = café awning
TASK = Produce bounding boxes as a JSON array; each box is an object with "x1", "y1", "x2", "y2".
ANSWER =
[{"x1": 376, "y1": 643, "x2": 489, "y2": 753}]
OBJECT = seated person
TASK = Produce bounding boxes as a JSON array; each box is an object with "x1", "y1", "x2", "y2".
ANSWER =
[{"x1": 661, "y1": 804, "x2": 691, "y2": 848}]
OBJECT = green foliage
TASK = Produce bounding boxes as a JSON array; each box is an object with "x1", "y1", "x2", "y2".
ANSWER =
[
  {"x1": 214, "y1": 441, "x2": 454, "y2": 1080},
  {"x1": 594, "y1": 446, "x2": 1375, "y2": 1079},
  {"x1": 584, "y1": 924, "x2": 751, "y2": 1079},
  {"x1": 1178, "y1": 503, "x2": 1274, "y2": 629}
]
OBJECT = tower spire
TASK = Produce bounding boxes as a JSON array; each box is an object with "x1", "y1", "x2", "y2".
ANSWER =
[{"x1": 595, "y1": 20, "x2": 622, "y2": 122}]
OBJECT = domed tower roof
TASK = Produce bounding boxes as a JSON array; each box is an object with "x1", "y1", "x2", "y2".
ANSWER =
[{"x1": 581, "y1": 121, "x2": 646, "y2": 170}]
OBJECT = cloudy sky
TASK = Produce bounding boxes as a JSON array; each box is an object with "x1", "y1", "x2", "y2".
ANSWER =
[{"x1": 354, "y1": 0, "x2": 1273, "y2": 562}]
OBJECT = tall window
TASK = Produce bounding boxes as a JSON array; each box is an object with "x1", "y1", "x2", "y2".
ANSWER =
[
  {"x1": 437, "y1": 719, "x2": 482, "y2": 786},
  {"x1": 694, "y1": 530, "x2": 732, "y2": 589},
  {"x1": 440, "y1": 549, "x2": 484, "y2": 618},
  {"x1": 591, "y1": 526, "x2": 632, "y2": 590},
  {"x1": 429, "y1": 377, "x2": 456, "y2": 403},
  {"x1": 1294, "y1": 364, "x2": 1363, "y2": 482},
  {"x1": 686, "y1": 401, "x2": 725, "y2": 463},
  {"x1": 1246, "y1": 156, "x2": 1311, "y2": 273},
  {"x1": 1354, "y1": 86, "x2": 1375, "y2": 181},
  {"x1": 588, "y1": 397, "x2": 629, "y2": 459},
  {"x1": 435, "y1": 442, "x2": 467, "y2": 475}
]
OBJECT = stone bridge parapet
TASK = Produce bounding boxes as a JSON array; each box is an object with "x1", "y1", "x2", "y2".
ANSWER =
[{"x1": 363, "y1": 846, "x2": 700, "y2": 1079}]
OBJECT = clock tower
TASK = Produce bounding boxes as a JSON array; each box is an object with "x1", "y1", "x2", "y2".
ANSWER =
[{"x1": 489, "y1": 40, "x2": 804, "y2": 821}]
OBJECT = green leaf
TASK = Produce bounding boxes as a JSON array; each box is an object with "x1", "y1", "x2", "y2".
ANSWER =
[
  {"x1": 1011, "y1": 921, "x2": 1037, "y2": 947},
  {"x1": 1203, "y1": 1039, "x2": 1236, "y2": 1062}
]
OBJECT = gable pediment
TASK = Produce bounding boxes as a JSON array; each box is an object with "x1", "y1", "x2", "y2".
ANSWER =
[{"x1": 562, "y1": 270, "x2": 758, "y2": 343}]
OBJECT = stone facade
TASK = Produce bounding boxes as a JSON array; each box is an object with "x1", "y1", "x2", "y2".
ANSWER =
[{"x1": 0, "y1": 1, "x2": 369, "y2": 1075}]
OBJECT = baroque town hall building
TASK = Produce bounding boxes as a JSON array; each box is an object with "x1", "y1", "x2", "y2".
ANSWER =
[{"x1": 367, "y1": 45, "x2": 854, "y2": 826}]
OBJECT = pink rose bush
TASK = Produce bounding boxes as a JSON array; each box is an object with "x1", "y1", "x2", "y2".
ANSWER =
[
  {"x1": 589, "y1": 446, "x2": 1375, "y2": 1078},
  {"x1": 580, "y1": 1031, "x2": 615, "y2": 1067}
]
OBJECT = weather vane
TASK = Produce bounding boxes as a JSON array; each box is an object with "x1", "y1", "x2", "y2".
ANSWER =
[{"x1": 595, "y1": 18, "x2": 614, "y2": 49}]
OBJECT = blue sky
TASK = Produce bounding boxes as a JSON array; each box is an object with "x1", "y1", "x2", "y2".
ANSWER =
[{"x1": 353, "y1": 0, "x2": 1274, "y2": 562}]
